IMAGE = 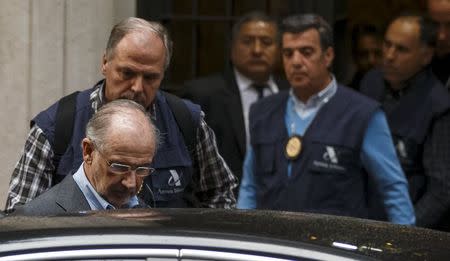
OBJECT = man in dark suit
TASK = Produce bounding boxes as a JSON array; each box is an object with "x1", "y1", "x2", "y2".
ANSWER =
[
  {"x1": 15, "y1": 99, "x2": 158, "y2": 215},
  {"x1": 183, "y1": 11, "x2": 289, "y2": 185}
]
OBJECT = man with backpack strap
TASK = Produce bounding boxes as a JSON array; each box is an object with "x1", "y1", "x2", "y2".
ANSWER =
[{"x1": 5, "y1": 17, "x2": 237, "y2": 212}]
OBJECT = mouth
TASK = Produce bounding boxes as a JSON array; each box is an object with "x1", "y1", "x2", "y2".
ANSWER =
[
  {"x1": 248, "y1": 60, "x2": 267, "y2": 66},
  {"x1": 290, "y1": 71, "x2": 308, "y2": 78},
  {"x1": 114, "y1": 187, "x2": 135, "y2": 197},
  {"x1": 382, "y1": 65, "x2": 396, "y2": 74},
  {"x1": 120, "y1": 92, "x2": 147, "y2": 107}
]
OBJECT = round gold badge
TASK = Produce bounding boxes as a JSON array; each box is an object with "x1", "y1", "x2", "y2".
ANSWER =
[{"x1": 285, "y1": 135, "x2": 302, "y2": 160}]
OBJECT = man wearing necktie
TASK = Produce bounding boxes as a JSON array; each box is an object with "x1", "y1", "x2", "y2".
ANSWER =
[
  {"x1": 252, "y1": 83, "x2": 269, "y2": 100},
  {"x1": 183, "y1": 11, "x2": 290, "y2": 190},
  {"x1": 238, "y1": 14, "x2": 415, "y2": 226}
]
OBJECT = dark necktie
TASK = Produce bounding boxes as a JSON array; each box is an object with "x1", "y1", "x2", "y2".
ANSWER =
[{"x1": 252, "y1": 83, "x2": 268, "y2": 99}]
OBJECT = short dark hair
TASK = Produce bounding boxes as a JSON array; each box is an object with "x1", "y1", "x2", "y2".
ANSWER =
[
  {"x1": 231, "y1": 11, "x2": 278, "y2": 43},
  {"x1": 351, "y1": 23, "x2": 382, "y2": 56},
  {"x1": 280, "y1": 14, "x2": 333, "y2": 50},
  {"x1": 389, "y1": 14, "x2": 437, "y2": 47}
]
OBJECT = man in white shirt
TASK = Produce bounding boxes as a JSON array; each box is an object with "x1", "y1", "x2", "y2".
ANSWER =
[{"x1": 183, "y1": 11, "x2": 289, "y2": 187}]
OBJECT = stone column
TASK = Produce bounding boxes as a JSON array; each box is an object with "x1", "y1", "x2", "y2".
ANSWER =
[{"x1": 0, "y1": 0, "x2": 135, "y2": 207}]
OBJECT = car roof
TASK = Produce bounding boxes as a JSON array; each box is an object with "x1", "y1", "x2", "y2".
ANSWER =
[{"x1": 0, "y1": 209, "x2": 449, "y2": 260}]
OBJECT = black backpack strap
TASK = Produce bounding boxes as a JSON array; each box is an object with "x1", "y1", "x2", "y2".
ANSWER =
[
  {"x1": 52, "y1": 91, "x2": 79, "y2": 171},
  {"x1": 162, "y1": 91, "x2": 202, "y2": 207},
  {"x1": 163, "y1": 91, "x2": 197, "y2": 152}
]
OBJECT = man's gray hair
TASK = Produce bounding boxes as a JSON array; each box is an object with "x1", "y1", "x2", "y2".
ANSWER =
[
  {"x1": 280, "y1": 14, "x2": 333, "y2": 50},
  {"x1": 86, "y1": 99, "x2": 160, "y2": 152},
  {"x1": 105, "y1": 17, "x2": 173, "y2": 70}
]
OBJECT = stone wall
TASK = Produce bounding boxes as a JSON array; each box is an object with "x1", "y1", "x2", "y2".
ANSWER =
[{"x1": 0, "y1": 0, "x2": 135, "y2": 208}]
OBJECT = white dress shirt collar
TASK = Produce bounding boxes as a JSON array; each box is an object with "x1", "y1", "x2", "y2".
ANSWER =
[
  {"x1": 234, "y1": 67, "x2": 278, "y2": 94},
  {"x1": 289, "y1": 75, "x2": 338, "y2": 119}
]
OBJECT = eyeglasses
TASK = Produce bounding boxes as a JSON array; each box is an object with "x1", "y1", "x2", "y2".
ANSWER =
[
  {"x1": 103, "y1": 158, "x2": 155, "y2": 177},
  {"x1": 94, "y1": 143, "x2": 155, "y2": 177}
]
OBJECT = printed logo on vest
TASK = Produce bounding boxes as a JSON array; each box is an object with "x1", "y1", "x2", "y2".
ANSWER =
[
  {"x1": 312, "y1": 146, "x2": 346, "y2": 172},
  {"x1": 168, "y1": 169, "x2": 182, "y2": 187},
  {"x1": 157, "y1": 169, "x2": 185, "y2": 195},
  {"x1": 323, "y1": 146, "x2": 339, "y2": 163}
]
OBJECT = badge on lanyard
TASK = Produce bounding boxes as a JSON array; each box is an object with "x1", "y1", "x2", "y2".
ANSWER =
[{"x1": 285, "y1": 135, "x2": 302, "y2": 160}]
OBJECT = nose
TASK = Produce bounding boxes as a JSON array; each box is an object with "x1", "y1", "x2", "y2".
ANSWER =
[
  {"x1": 251, "y1": 40, "x2": 263, "y2": 55},
  {"x1": 121, "y1": 171, "x2": 138, "y2": 191},
  {"x1": 131, "y1": 75, "x2": 144, "y2": 93},
  {"x1": 291, "y1": 50, "x2": 304, "y2": 68},
  {"x1": 383, "y1": 46, "x2": 395, "y2": 62}
]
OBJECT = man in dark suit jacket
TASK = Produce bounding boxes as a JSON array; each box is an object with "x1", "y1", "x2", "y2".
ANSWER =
[
  {"x1": 183, "y1": 12, "x2": 289, "y2": 186},
  {"x1": 14, "y1": 99, "x2": 158, "y2": 216}
]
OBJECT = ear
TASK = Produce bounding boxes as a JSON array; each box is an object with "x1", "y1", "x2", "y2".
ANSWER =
[
  {"x1": 323, "y1": 47, "x2": 335, "y2": 69},
  {"x1": 101, "y1": 53, "x2": 108, "y2": 76},
  {"x1": 82, "y1": 138, "x2": 94, "y2": 165}
]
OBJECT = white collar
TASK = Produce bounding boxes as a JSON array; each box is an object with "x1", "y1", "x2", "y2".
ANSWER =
[
  {"x1": 290, "y1": 74, "x2": 337, "y2": 108},
  {"x1": 233, "y1": 67, "x2": 278, "y2": 93}
]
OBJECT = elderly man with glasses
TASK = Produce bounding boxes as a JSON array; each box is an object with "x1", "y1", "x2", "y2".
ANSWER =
[{"x1": 14, "y1": 99, "x2": 159, "y2": 215}]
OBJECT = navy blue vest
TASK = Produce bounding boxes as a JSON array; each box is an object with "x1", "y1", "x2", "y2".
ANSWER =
[
  {"x1": 33, "y1": 82, "x2": 201, "y2": 208},
  {"x1": 361, "y1": 68, "x2": 450, "y2": 203},
  {"x1": 249, "y1": 85, "x2": 379, "y2": 218}
]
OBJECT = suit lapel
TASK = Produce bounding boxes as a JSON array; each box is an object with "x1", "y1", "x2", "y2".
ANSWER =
[
  {"x1": 55, "y1": 175, "x2": 91, "y2": 213},
  {"x1": 223, "y1": 68, "x2": 246, "y2": 156},
  {"x1": 221, "y1": 69, "x2": 291, "y2": 156}
]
